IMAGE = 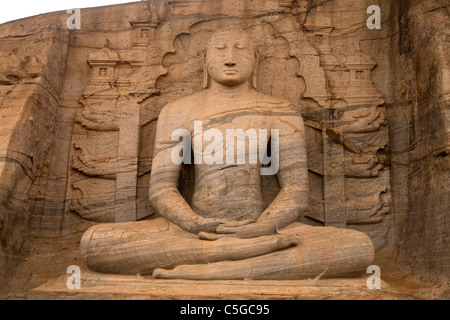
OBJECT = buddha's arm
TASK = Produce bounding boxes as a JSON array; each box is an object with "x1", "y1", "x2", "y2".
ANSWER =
[
  {"x1": 258, "y1": 112, "x2": 309, "y2": 228},
  {"x1": 216, "y1": 110, "x2": 309, "y2": 239},
  {"x1": 149, "y1": 105, "x2": 224, "y2": 234}
]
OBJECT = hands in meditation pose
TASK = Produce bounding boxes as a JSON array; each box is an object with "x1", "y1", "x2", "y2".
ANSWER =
[{"x1": 80, "y1": 30, "x2": 374, "y2": 280}]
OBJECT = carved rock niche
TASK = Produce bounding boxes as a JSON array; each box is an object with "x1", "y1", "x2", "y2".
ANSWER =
[{"x1": 69, "y1": 6, "x2": 393, "y2": 272}]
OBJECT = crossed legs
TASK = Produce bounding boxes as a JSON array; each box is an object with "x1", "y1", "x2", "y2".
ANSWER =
[{"x1": 80, "y1": 217, "x2": 374, "y2": 279}]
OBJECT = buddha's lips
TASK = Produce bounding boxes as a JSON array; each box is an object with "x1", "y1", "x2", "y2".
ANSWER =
[{"x1": 223, "y1": 70, "x2": 238, "y2": 74}]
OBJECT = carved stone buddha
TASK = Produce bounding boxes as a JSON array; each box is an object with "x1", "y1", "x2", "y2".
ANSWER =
[{"x1": 80, "y1": 30, "x2": 374, "y2": 280}]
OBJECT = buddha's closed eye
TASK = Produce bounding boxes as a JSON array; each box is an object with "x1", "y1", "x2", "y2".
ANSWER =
[{"x1": 215, "y1": 43, "x2": 227, "y2": 49}]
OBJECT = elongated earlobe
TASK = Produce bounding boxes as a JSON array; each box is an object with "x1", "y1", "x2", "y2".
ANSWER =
[
  {"x1": 202, "y1": 51, "x2": 209, "y2": 89},
  {"x1": 252, "y1": 51, "x2": 259, "y2": 89}
]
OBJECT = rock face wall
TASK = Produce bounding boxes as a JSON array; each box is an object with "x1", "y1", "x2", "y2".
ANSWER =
[
  {"x1": 387, "y1": 0, "x2": 449, "y2": 282},
  {"x1": 0, "y1": 0, "x2": 447, "y2": 298},
  {"x1": 0, "y1": 14, "x2": 71, "y2": 297}
]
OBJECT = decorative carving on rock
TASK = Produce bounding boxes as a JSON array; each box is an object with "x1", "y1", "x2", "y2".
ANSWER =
[
  {"x1": 71, "y1": 143, "x2": 117, "y2": 179},
  {"x1": 70, "y1": 179, "x2": 115, "y2": 222},
  {"x1": 74, "y1": 99, "x2": 119, "y2": 131},
  {"x1": 341, "y1": 106, "x2": 386, "y2": 134}
]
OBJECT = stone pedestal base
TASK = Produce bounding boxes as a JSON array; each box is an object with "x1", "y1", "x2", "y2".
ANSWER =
[{"x1": 28, "y1": 268, "x2": 400, "y2": 300}]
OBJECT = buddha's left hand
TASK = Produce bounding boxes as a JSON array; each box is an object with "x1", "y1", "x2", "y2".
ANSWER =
[{"x1": 214, "y1": 220, "x2": 277, "y2": 239}]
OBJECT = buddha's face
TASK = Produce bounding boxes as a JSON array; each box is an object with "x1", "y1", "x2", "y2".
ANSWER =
[{"x1": 205, "y1": 31, "x2": 256, "y2": 87}]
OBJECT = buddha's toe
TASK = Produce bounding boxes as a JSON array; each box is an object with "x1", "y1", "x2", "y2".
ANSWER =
[{"x1": 152, "y1": 268, "x2": 170, "y2": 279}]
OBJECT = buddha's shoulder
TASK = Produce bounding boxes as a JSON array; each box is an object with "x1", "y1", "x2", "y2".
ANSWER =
[
  {"x1": 254, "y1": 92, "x2": 294, "y2": 109},
  {"x1": 161, "y1": 91, "x2": 205, "y2": 114}
]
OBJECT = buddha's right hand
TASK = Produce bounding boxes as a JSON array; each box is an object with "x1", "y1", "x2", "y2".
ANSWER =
[{"x1": 196, "y1": 218, "x2": 256, "y2": 236}]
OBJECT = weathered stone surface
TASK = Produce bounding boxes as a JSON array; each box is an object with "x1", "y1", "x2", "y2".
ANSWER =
[
  {"x1": 0, "y1": 0, "x2": 448, "y2": 299},
  {"x1": 386, "y1": 0, "x2": 450, "y2": 285}
]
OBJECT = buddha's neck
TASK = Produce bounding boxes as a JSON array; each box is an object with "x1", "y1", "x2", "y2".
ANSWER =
[{"x1": 208, "y1": 81, "x2": 254, "y2": 99}]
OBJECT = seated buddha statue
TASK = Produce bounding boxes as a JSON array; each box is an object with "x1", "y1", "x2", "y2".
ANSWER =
[{"x1": 80, "y1": 30, "x2": 374, "y2": 280}]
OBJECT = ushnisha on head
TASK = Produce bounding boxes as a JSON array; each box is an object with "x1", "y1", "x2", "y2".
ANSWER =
[{"x1": 203, "y1": 30, "x2": 258, "y2": 89}]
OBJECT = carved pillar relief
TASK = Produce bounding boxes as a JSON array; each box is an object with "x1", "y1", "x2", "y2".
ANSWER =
[
  {"x1": 281, "y1": 11, "x2": 391, "y2": 247},
  {"x1": 69, "y1": 30, "x2": 161, "y2": 222},
  {"x1": 69, "y1": 47, "x2": 121, "y2": 222},
  {"x1": 68, "y1": 4, "x2": 181, "y2": 222}
]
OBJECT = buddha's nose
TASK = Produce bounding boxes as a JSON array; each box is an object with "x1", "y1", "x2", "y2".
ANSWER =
[{"x1": 223, "y1": 48, "x2": 237, "y2": 67}]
